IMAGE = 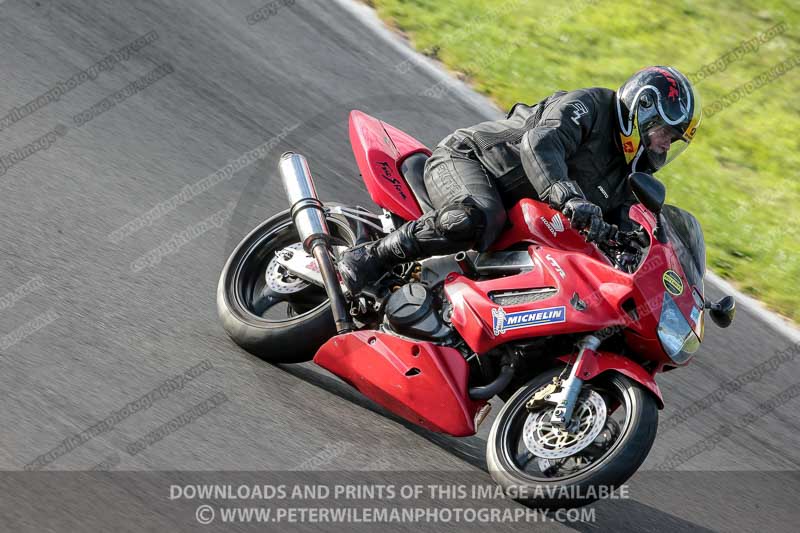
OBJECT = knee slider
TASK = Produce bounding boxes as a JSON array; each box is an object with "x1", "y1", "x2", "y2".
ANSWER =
[{"x1": 434, "y1": 198, "x2": 487, "y2": 244}]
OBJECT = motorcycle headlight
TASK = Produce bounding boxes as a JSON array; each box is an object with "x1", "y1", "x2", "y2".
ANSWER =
[{"x1": 657, "y1": 292, "x2": 701, "y2": 364}]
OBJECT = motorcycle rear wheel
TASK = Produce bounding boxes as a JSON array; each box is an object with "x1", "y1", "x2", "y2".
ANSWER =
[
  {"x1": 486, "y1": 367, "x2": 658, "y2": 508},
  {"x1": 216, "y1": 206, "x2": 356, "y2": 363}
]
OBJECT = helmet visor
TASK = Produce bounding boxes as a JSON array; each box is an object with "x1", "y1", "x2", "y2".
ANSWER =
[
  {"x1": 636, "y1": 86, "x2": 702, "y2": 171},
  {"x1": 640, "y1": 119, "x2": 689, "y2": 171}
]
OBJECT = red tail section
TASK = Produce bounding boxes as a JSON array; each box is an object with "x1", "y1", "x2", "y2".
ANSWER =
[{"x1": 348, "y1": 110, "x2": 431, "y2": 221}]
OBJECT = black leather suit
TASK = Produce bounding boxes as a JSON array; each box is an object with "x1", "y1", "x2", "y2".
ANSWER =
[{"x1": 423, "y1": 87, "x2": 636, "y2": 250}]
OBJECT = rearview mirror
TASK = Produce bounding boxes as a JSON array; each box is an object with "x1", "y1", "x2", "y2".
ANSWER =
[
  {"x1": 629, "y1": 172, "x2": 666, "y2": 214},
  {"x1": 706, "y1": 295, "x2": 736, "y2": 328}
]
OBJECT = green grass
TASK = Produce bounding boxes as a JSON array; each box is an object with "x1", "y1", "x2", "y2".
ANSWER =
[{"x1": 369, "y1": 0, "x2": 800, "y2": 321}]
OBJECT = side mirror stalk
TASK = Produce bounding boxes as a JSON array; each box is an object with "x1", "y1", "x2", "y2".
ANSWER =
[
  {"x1": 628, "y1": 172, "x2": 669, "y2": 243},
  {"x1": 654, "y1": 213, "x2": 668, "y2": 243}
]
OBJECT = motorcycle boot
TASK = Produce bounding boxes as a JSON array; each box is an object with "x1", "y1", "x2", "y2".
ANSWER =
[{"x1": 337, "y1": 198, "x2": 486, "y2": 294}]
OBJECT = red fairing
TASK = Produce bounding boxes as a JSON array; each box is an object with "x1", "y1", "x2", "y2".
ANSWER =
[
  {"x1": 444, "y1": 202, "x2": 634, "y2": 354},
  {"x1": 348, "y1": 110, "x2": 431, "y2": 221},
  {"x1": 557, "y1": 351, "x2": 664, "y2": 408},
  {"x1": 443, "y1": 254, "x2": 631, "y2": 354},
  {"x1": 313, "y1": 330, "x2": 486, "y2": 437},
  {"x1": 622, "y1": 206, "x2": 703, "y2": 365},
  {"x1": 491, "y1": 199, "x2": 608, "y2": 263},
  {"x1": 444, "y1": 200, "x2": 701, "y2": 368}
]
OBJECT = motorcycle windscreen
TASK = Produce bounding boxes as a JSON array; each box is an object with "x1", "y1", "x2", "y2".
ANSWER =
[{"x1": 661, "y1": 205, "x2": 707, "y2": 296}]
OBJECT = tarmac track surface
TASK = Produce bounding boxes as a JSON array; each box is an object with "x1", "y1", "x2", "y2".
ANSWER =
[{"x1": 0, "y1": 1, "x2": 798, "y2": 531}]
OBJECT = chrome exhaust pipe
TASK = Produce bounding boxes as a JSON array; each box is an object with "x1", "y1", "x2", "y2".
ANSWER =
[
  {"x1": 279, "y1": 151, "x2": 353, "y2": 334},
  {"x1": 279, "y1": 152, "x2": 331, "y2": 251}
]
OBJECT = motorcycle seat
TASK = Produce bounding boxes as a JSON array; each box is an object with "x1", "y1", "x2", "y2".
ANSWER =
[{"x1": 400, "y1": 152, "x2": 434, "y2": 213}]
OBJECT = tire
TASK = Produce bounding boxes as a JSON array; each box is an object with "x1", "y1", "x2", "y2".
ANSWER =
[
  {"x1": 216, "y1": 206, "x2": 357, "y2": 363},
  {"x1": 486, "y1": 367, "x2": 658, "y2": 508}
]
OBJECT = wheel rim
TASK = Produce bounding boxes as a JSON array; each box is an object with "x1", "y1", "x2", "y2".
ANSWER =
[
  {"x1": 500, "y1": 378, "x2": 634, "y2": 482},
  {"x1": 228, "y1": 215, "x2": 355, "y2": 324}
]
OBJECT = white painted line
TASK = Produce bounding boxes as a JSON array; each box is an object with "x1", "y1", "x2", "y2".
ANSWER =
[
  {"x1": 335, "y1": 0, "x2": 800, "y2": 342},
  {"x1": 706, "y1": 272, "x2": 799, "y2": 343}
]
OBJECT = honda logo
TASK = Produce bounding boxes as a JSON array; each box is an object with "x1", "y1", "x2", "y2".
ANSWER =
[{"x1": 541, "y1": 214, "x2": 564, "y2": 237}]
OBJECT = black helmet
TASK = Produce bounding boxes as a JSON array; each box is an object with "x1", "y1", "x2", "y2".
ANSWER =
[{"x1": 616, "y1": 66, "x2": 701, "y2": 173}]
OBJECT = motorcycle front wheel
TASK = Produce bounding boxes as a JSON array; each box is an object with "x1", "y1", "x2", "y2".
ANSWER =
[
  {"x1": 216, "y1": 206, "x2": 356, "y2": 363},
  {"x1": 486, "y1": 367, "x2": 658, "y2": 508}
]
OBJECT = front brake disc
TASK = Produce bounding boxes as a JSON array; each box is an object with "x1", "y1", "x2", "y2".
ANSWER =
[{"x1": 522, "y1": 390, "x2": 607, "y2": 459}]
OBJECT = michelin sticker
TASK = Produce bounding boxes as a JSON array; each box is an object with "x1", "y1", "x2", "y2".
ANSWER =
[{"x1": 492, "y1": 305, "x2": 567, "y2": 336}]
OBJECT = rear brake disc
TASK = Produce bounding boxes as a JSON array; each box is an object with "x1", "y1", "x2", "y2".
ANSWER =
[{"x1": 266, "y1": 243, "x2": 310, "y2": 294}]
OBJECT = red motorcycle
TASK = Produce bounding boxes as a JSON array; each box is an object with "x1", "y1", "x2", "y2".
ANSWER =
[{"x1": 217, "y1": 111, "x2": 736, "y2": 507}]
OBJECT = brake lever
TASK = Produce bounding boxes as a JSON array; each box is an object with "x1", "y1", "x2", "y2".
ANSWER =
[
  {"x1": 629, "y1": 229, "x2": 650, "y2": 248},
  {"x1": 609, "y1": 229, "x2": 648, "y2": 249},
  {"x1": 579, "y1": 228, "x2": 621, "y2": 248}
]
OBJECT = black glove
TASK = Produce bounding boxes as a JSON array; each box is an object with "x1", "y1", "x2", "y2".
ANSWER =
[
  {"x1": 587, "y1": 216, "x2": 618, "y2": 244},
  {"x1": 563, "y1": 198, "x2": 602, "y2": 230},
  {"x1": 563, "y1": 198, "x2": 617, "y2": 244},
  {"x1": 545, "y1": 180, "x2": 585, "y2": 211}
]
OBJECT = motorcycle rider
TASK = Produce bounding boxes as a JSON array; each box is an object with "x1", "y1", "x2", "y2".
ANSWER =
[{"x1": 338, "y1": 66, "x2": 702, "y2": 293}]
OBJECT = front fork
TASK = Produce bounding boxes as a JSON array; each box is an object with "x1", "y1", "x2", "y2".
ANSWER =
[{"x1": 529, "y1": 335, "x2": 601, "y2": 428}]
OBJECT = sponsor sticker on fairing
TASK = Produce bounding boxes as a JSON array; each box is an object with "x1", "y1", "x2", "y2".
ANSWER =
[
  {"x1": 663, "y1": 270, "x2": 684, "y2": 296},
  {"x1": 492, "y1": 305, "x2": 566, "y2": 336}
]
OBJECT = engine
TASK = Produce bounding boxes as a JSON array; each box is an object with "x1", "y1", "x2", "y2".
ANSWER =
[{"x1": 384, "y1": 283, "x2": 450, "y2": 341}]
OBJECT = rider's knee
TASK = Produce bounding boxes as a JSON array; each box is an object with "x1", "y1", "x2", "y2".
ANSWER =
[
  {"x1": 435, "y1": 198, "x2": 485, "y2": 240},
  {"x1": 408, "y1": 196, "x2": 505, "y2": 254},
  {"x1": 438, "y1": 197, "x2": 505, "y2": 252}
]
